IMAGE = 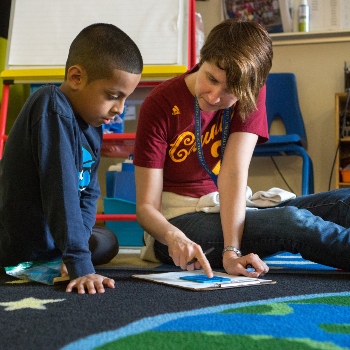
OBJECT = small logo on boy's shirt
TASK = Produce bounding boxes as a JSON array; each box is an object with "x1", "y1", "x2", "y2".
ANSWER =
[
  {"x1": 172, "y1": 105, "x2": 180, "y2": 115},
  {"x1": 78, "y1": 145, "x2": 96, "y2": 191}
]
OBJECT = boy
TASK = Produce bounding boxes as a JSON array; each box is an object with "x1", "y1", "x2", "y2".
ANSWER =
[{"x1": 0, "y1": 23, "x2": 143, "y2": 294}]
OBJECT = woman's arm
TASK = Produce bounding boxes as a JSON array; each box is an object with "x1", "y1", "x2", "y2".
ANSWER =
[
  {"x1": 218, "y1": 131, "x2": 269, "y2": 277},
  {"x1": 135, "y1": 166, "x2": 213, "y2": 276}
]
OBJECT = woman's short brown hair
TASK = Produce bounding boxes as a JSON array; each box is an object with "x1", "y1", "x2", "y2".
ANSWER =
[{"x1": 199, "y1": 19, "x2": 273, "y2": 120}]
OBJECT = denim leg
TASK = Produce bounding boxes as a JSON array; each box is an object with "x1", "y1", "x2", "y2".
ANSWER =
[
  {"x1": 155, "y1": 201, "x2": 350, "y2": 271},
  {"x1": 280, "y1": 188, "x2": 350, "y2": 228},
  {"x1": 242, "y1": 206, "x2": 350, "y2": 270},
  {"x1": 154, "y1": 189, "x2": 350, "y2": 270},
  {"x1": 154, "y1": 212, "x2": 225, "y2": 268}
]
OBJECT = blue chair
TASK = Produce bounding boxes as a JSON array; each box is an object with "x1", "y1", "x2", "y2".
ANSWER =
[{"x1": 253, "y1": 73, "x2": 314, "y2": 195}]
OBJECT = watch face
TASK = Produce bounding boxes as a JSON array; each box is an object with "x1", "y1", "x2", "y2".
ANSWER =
[{"x1": 233, "y1": 248, "x2": 242, "y2": 257}]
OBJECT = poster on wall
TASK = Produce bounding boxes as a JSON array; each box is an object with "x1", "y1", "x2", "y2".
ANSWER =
[{"x1": 223, "y1": 0, "x2": 293, "y2": 33}]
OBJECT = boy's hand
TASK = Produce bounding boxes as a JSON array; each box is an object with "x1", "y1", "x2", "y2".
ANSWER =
[
  {"x1": 60, "y1": 262, "x2": 69, "y2": 277},
  {"x1": 65, "y1": 273, "x2": 115, "y2": 294}
]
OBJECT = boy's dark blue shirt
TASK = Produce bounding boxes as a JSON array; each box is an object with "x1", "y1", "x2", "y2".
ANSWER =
[{"x1": 0, "y1": 85, "x2": 102, "y2": 279}]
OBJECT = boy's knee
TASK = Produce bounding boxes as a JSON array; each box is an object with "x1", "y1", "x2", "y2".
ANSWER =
[{"x1": 90, "y1": 226, "x2": 119, "y2": 265}]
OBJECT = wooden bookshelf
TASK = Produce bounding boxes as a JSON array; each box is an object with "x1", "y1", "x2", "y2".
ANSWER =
[{"x1": 335, "y1": 92, "x2": 350, "y2": 188}]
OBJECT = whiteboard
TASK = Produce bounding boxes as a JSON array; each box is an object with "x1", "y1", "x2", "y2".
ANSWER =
[{"x1": 6, "y1": 0, "x2": 189, "y2": 69}]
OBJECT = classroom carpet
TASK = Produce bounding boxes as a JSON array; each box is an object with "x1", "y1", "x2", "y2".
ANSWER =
[{"x1": 1, "y1": 250, "x2": 350, "y2": 350}]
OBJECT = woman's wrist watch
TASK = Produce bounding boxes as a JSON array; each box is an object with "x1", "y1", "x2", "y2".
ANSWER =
[{"x1": 222, "y1": 246, "x2": 242, "y2": 257}]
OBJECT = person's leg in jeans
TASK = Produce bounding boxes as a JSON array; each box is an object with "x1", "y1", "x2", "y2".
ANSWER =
[
  {"x1": 154, "y1": 212, "x2": 225, "y2": 268},
  {"x1": 281, "y1": 188, "x2": 350, "y2": 228},
  {"x1": 154, "y1": 190, "x2": 350, "y2": 270},
  {"x1": 89, "y1": 225, "x2": 119, "y2": 266},
  {"x1": 242, "y1": 206, "x2": 350, "y2": 270}
]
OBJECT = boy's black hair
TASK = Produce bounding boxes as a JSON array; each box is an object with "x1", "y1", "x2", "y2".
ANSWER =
[{"x1": 65, "y1": 23, "x2": 143, "y2": 81}]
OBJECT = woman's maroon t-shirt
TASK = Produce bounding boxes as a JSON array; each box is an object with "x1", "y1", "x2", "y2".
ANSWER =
[{"x1": 133, "y1": 69, "x2": 268, "y2": 198}]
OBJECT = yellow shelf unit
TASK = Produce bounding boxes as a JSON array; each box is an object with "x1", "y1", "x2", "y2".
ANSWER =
[{"x1": 0, "y1": 65, "x2": 188, "y2": 84}]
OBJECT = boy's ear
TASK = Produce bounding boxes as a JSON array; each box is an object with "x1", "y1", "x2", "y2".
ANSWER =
[{"x1": 66, "y1": 65, "x2": 87, "y2": 90}]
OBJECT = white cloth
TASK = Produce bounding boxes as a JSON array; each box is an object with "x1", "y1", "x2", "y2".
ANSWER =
[
  {"x1": 194, "y1": 187, "x2": 296, "y2": 212},
  {"x1": 195, "y1": 192, "x2": 220, "y2": 213},
  {"x1": 245, "y1": 187, "x2": 296, "y2": 208},
  {"x1": 140, "y1": 187, "x2": 296, "y2": 262}
]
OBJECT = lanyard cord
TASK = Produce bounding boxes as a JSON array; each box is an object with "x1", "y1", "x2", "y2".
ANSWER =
[{"x1": 194, "y1": 98, "x2": 232, "y2": 186}]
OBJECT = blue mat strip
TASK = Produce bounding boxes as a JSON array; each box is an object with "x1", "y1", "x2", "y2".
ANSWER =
[{"x1": 262, "y1": 252, "x2": 349, "y2": 274}]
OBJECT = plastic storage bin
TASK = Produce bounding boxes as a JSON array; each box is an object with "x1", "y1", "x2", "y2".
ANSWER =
[
  {"x1": 103, "y1": 197, "x2": 143, "y2": 247},
  {"x1": 105, "y1": 171, "x2": 136, "y2": 202}
]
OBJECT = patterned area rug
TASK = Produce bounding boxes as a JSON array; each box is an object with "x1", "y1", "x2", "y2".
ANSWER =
[
  {"x1": 1, "y1": 250, "x2": 350, "y2": 350},
  {"x1": 2, "y1": 269, "x2": 350, "y2": 350},
  {"x1": 62, "y1": 292, "x2": 350, "y2": 350}
]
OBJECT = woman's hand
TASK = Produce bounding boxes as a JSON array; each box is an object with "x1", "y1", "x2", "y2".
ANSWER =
[
  {"x1": 223, "y1": 252, "x2": 269, "y2": 277},
  {"x1": 166, "y1": 234, "x2": 213, "y2": 278}
]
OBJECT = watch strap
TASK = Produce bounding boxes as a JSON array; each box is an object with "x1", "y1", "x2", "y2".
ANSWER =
[{"x1": 222, "y1": 246, "x2": 242, "y2": 257}]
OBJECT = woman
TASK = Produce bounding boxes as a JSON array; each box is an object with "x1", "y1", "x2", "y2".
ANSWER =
[{"x1": 133, "y1": 19, "x2": 350, "y2": 278}]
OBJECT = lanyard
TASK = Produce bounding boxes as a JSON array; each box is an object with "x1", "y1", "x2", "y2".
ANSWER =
[{"x1": 194, "y1": 98, "x2": 232, "y2": 186}]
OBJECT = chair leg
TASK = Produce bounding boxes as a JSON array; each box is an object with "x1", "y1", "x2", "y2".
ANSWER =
[
  {"x1": 290, "y1": 145, "x2": 314, "y2": 195},
  {"x1": 301, "y1": 155, "x2": 314, "y2": 195},
  {"x1": 253, "y1": 144, "x2": 314, "y2": 196}
]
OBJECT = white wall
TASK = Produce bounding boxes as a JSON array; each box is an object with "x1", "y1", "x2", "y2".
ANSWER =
[{"x1": 258, "y1": 40, "x2": 349, "y2": 195}]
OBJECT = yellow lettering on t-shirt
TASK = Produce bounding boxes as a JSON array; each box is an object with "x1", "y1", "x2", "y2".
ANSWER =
[
  {"x1": 169, "y1": 116, "x2": 223, "y2": 164},
  {"x1": 172, "y1": 105, "x2": 180, "y2": 115},
  {"x1": 169, "y1": 132, "x2": 196, "y2": 162},
  {"x1": 212, "y1": 160, "x2": 221, "y2": 175}
]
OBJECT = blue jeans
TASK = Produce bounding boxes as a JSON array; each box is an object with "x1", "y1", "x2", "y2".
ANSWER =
[{"x1": 154, "y1": 188, "x2": 350, "y2": 270}]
